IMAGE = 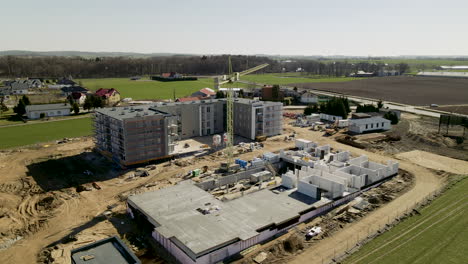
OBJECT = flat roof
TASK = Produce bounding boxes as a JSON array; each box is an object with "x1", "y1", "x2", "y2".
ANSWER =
[
  {"x1": 71, "y1": 236, "x2": 140, "y2": 264},
  {"x1": 95, "y1": 106, "x2": 173, "y2": 120},
  {"x1": 349, "y1": 116, "x2": 390, "y2": 124},
  {"x1": 26, "y1": 103, "x2": 70, "y2": 111},
  {"x1": 128, "y1": 180, "x2": 329, "y2": 258},
  {"x1": 96, "y1": 98, "x2": 282, "y2": 120}
]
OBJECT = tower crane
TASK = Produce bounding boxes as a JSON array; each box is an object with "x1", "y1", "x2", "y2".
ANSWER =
[{"x1": 215, "y1": 56, "x2": 269, "y2": 169}]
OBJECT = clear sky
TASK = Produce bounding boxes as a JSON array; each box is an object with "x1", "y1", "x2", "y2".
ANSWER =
[{"x1": 1, "y1": 0, "x2": 467, "y2": 56}]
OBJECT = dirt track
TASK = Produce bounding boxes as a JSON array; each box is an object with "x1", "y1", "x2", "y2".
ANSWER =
[{"x1": 290, "y1": 76, "x2": 468, "y2": 106}]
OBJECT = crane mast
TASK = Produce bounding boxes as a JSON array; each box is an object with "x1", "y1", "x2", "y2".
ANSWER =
[
  {"x1": 225, "y1": 56, "x2": 234, "y2": 166},
  {"x1": 215, "y1": 56, "x2": 269, "y2": 169}
]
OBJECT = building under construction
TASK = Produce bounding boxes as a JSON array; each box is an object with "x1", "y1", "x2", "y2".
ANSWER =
[
  {"x1": 94, "y1": 98, "x2": 283, "y2": 166},
  {"x1": 126, "y1": 139, "x2": 399, "y2": 264}
]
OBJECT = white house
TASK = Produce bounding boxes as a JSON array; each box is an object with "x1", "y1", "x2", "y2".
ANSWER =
[
  {"x1": 69, "y1": 92, "x2": 87, "y2": 105},
  {"x1": 348, "y1": 116, "x2": 391, "y2": 134},
  {"x1": 300, "y1": 92, "x2": 318, "y2": 104},
  {"x1": 320, "y1": 113, "x2": 343, "y2": 122},
  {"x1": 10, "y1": 82, "x2": 30, "y2": 94},
  {"x1": 26, "y1": 103, "x2": 71, "y2": 119},
  {"x1": 191, "y1": 88, "x2": 216, "y2": 99}
]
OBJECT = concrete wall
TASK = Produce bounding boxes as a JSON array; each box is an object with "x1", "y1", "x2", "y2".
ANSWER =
[
  {"x1": 132, "y1": 173, "x2": 396, "y2": 264},
  {"x1": 348, "y1": 118, "x2": 391, "y2": 134},
  {"x1": 306, "y1": 175, "x2": 345, "y2": 199},
  {"x1": 196, "y1": 167, "x2": 266, "y2": 191},
  {"x1": 27, "y1": 108, "x2": 70, "y2": 119},
  {"x1": 320, "y1": 113, "x2": 343, "y2": 122},
  {"x1": 295, "y1": 139, "x2": 317, "y2": 150},
  {"x1": 314, "y1": 145, "x2": 330, "y2": 158},
  {"x1": 297, "y1": 180, "x2": 320, "y2": 199},
  {"x1": 348, "y1": 155, "x2": 368, "y2": 166},
  {"x1": 281, "y1": 172, "x2": 297, "y2": 189},
  {"x1": 233, "y1": 102, "x2": 254, "y2": 139},
  {"x1": 329, "y1": 151, "x2": 350, "y2": 162}
]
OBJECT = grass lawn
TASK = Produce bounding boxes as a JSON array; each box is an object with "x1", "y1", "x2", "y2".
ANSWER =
[
  {"x1": 78, "y1": 77, "x2": 219, "y2": 100},
  {"x1": 344, "y1": 176, "x2": 468, "y2": 264},
  {"x1": 0, "y1": 109, "x2": 19, "y2": 126},
  {"x1": 241, "y1": 73, "x2": 361, "y2": 85},
  {"x1": 0, "y1": 117, "x2": 93, "y2": 149}
]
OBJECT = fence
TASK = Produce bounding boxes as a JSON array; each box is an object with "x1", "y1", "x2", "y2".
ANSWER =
[{"x1": 319, "y1": 187, "x2": 444, "y2": 264}]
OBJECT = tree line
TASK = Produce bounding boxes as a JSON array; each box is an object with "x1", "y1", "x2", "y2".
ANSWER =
[{"x1": 0, "y1": 55, "x2": 410, "y2": 78}]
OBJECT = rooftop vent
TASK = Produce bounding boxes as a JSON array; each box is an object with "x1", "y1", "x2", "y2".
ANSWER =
[
  {"x1": 111, "y1": 107, "x2": 116, "y2": 111},
  {"x1": 120, "y1": 111, "x2": 125, "y2": 115}
]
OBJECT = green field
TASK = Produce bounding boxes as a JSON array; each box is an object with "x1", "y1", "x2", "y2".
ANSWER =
[
  {"x1": 345, "y1": 176, "x2": 468, "y2": 264},
  {"x1": 0, "y1": 117, "x2": 92, "y2": 149},
  {"x1": 242, "y1": 73, "x2": 360, "y2": 85},
  {"x1": 78, "y1": 77, "x2": 224, "y2": 100},
  {"x1": 76, "y1": 75, "x2": 360, "y2": 99}
]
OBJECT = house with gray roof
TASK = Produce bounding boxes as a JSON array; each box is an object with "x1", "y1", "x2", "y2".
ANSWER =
[
  {"x1": 10, "y1": 82, "x2": 30, "y2": 94},
  {"x1": 26, "y1": 103, "x2": 71, "y2": 119}
]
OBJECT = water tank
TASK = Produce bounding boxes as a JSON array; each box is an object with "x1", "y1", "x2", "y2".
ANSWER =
[{"x1": 212, "y1": 134, "x2": 222, "y2": 147}]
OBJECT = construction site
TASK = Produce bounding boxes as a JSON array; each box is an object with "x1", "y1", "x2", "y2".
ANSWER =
[
  {"x1": 0, "y1": 104, "x2": 467, "y2": 264},
  {"x1": 1, "y1": 56, "x2": 468, "y2": 264}
]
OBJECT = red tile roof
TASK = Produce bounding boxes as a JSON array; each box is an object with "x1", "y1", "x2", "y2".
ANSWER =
[
  {"x1": 176, "y1": 97, "x2": 201, "y2": 102},
  {"x1": 200, "y1": 88, "x2": 215, "y2": 96},
  {"x1": 95, "y1": 88, "x2": 119, "y2": 98},
  {"x1": 71, "y1": 92, "x2": 86, "y2": 100}
]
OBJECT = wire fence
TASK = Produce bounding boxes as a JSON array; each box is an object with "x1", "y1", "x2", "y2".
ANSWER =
[{"x1": 318, "y1": 188, "x2": 444, "y2": 264}]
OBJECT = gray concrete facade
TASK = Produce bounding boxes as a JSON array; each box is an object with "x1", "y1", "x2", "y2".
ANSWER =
[{"x1": 95, "y1": 99, "x2": 283, "y2": 165}]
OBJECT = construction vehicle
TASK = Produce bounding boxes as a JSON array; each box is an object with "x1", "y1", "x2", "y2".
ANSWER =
[
  {"x1": 255, "y1": 135, "x2": 267, "y2": 142},
  {"x1": 325, "y1": 128, "x2": 337, "y2": 136},
  {"x1": 219, "y1": 162, "x2": 240, "y2": 173}
]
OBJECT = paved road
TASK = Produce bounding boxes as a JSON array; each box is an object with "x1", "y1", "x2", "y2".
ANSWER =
[{"x1": 238, "y1": 80, "x2": 468, "y2": 118}]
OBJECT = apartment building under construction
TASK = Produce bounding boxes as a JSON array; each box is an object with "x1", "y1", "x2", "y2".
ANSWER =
[{"x1": 94, "y1": 98, "x2": 283, "y2": 166}]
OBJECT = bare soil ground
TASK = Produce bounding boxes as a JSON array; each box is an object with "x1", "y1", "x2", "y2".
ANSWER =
[
  {"x1": 290, "y1": 76, "x2": 468, "y2": 106},
  {"x1": 432, "y1": 105, "x2": 468, "y2": 115},
  {"x1": 0, "y1": 116, "x2": 463, "y2": 264},
  {"x1": 395, "y1": 150, "x2": 468, "y2": 174},
  {"x1": 356, "y1": 113, "x2": 468, "y2": 161}
]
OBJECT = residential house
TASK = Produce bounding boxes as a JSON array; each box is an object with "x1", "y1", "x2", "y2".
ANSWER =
[
  {"x1": 350, "y1": 71, "x2": 375, "y2": 77},
  {"x1": 10, "y1": 82, "x2": 30, "y2": 94},
  {"x1": 26, "y1": 103, "x2": 71, "y2": 119},
  {"x1": 161, "y1": 72, "x2": 182, "y2": 78},
  {"x1": 175, "y1": 97, "x2": 201, "y2": 102},
  {"x1": 26, "y1": 79, "x2": 43, "y2": 88},
  {"x1": 300, "y1": 92, "x2": 318, "y2": 104},
  {"x1": 262, "y1": 85, "x2": 284, "y2": 101},
  {"x1": 61, "y1": 86, "x2": 89, "y2": 96},
  {"x1": 95, "y1": 88, "x2": 121, "y2": 106},
  {"x1": 191, "y1": 88, "x2": 216, "y2": 99},
  {"x1": 57, "y1": 78, "x2": 76, "y2": 85},
  {"x1": 218, "y1": 88, "x2": 243, "y2": 97},
  {"x1": 348, "y1": 116, "x2": 391, "y2": 134},
  {"x1": 69, "y1": 92, "x2": 87, "y2": 105}
]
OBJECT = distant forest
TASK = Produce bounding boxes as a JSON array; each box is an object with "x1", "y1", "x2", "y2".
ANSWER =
[{"x1": 0, "y1": 55, "x2": 409, "y2": 78}]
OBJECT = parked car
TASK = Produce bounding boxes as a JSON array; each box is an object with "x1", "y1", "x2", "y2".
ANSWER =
[{"x1": 305, "y1": 226, "x2": 322, "y2": 239}]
